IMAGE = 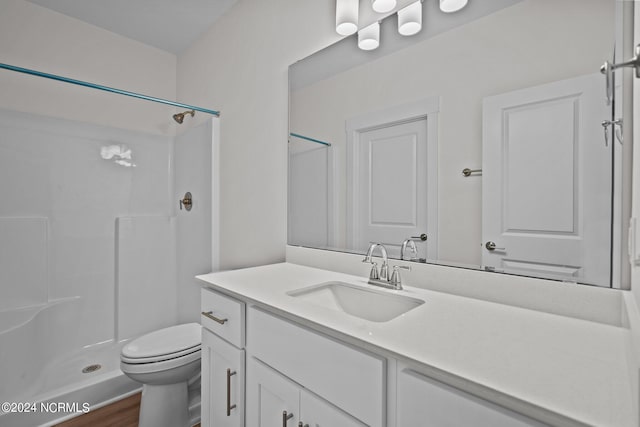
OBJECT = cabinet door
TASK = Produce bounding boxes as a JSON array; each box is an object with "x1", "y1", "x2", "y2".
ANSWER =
[
  {"x1": 397, "y1": 368, "x2": 548, "y2": 427},
  {"x1": 201, "y1": 330, "x2": 245, "y2": 427},
  {"x1": 246, "y1": 357, "x2": 300, "y2": 427},
  {"x1": 300, "y1": 389, "x2": 367, "y2": 427}
]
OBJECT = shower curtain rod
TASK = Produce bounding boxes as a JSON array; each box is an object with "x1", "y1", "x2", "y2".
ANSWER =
[
  {"x1": 0, "y1": 63, "x2": 220, "y2": 117},
  {"x1": 289, "y1": 132, "x2": 331, "y2": 147}
]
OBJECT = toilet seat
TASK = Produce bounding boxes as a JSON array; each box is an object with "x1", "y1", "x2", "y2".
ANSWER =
[
  {"x1": 121, "y1": 323, "x2": 201, "y2": 364},
  {"x1": 121, "y1": 348, "x2": 201, "y2": 375}
]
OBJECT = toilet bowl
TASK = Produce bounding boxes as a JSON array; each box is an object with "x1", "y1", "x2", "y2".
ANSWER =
[{"x1": 120, "y1": 323, "x2": 202, "y2": 427}]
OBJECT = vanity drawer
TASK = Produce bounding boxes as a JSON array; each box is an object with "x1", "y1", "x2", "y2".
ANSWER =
[
  {"x1": 247, "y1": 306, "x2": 385, "y2": 427},
  {"x1": 201, "y1": 287, "x2": 245, "y2": 348}
]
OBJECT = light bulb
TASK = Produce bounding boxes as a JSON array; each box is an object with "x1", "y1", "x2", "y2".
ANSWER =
[
  {"x1": 336, "y1": 0, "x2": 359, "y2": 35},
  {"x1": 398, "y1": 1, "x2": 422, "y2": 36},
  {"x1": 440, "y1": 0, "x2": 468, "y2": 13},
  {"x1": 358, "y1": 22, "x2": 380, "y2": 51},
  {"x1": 372, "y1": 0, "x2": 396, "y2": 14}
]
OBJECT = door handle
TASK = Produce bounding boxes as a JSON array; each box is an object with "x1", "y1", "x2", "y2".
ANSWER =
[
  {"x1": 282, "y1": 410, "x2": 294, "y2": 426},
  {"x1": 485, "y1": 241, "x2": 505, "y2": 251},
  {"x1": 411, "y1": 233, "x2": 428, "y2": 241},
  {"x1": 179, "y1": 191, "x2": 192, "y2": 211}
]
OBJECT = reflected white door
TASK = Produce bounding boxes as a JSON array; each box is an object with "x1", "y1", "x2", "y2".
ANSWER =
[
  {"x1": 482, "y1": 73, "x2": 611, "y2": 286},
  {"x1": 354, "y1": 118, "x2": 431, "y2": 259}
]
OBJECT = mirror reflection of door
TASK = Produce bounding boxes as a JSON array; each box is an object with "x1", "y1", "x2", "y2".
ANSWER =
[
  {"x1": 346, "y1": 99, "x2": 439, "y2": 260},
  {"x1": 482, "y1": 73, "x2": 611, "y2": 286},
  {"x1": 356, "y1": 119, "x2": 428, "y2": 259}
]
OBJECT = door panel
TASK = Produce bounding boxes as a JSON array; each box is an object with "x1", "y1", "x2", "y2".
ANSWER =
[
  {"x1": 397, "y1": 368, "x2": 547, "y2": 427},
  {"x1": 246, "y1": 357, "x2": 300, "y2": 427},
  {"x1": 356, "y1": 119, "x2": 429, "y2": 259},
  {"x1": 482, "y1": 73, "x2": 611, "y2": 286},
  {"x1": 201, "y1": 331, "x2": 244, "y2": 427},
  {"x1": 300, "y1": 389, "x2": 366, "y2": 427}
]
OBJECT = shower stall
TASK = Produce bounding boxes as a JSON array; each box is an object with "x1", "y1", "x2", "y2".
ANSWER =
[{"x1": 0, "y1": 63, "x2": 217, "y2": 426}]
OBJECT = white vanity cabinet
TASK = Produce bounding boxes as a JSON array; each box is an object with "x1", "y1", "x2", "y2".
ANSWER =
[
  {"x1": 200, "y1": 285, "x2": 551, "y2": 427},
  {"x1": 246, "y1": 306, "x2": 385, "y2": 427},
  {"x1": 246, "y1": 356, "x2": 367, "y2": 427},
  {"x1": 396, "y1": 365, "x2": 548, "y2": 427},
  {"x1": 200, "y1": 288, "x2": 246, "y2": 427}
]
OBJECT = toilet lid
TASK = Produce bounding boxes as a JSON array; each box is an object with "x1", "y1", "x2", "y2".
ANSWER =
[{"x1": 122, "y1": 323, "x2": 201, "y2": 359}]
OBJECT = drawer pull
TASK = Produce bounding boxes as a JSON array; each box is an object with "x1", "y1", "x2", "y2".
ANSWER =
[
  {"x1": 226, "y1": 369, "x2": 237, "y2": 416},
  {"x1": 201, "y1": 311, "x2": 228, "y2": 325},
  {"x1": 282, "y1": 410, "x2": 293, "y2": 426}
]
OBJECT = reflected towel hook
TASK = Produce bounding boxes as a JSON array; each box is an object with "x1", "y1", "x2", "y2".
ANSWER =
[{"x1": 601, "y1": 119, "x2": 623, "y2": 146}]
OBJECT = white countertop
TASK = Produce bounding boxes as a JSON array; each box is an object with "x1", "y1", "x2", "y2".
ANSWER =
[{"x1": 197, "y1": 262, "x2": 635, "y2": 427}]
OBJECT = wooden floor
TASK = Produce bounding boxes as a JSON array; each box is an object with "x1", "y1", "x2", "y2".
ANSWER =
[{"x1": 53, "y1": 393, "x2": 200, "y2": 427}]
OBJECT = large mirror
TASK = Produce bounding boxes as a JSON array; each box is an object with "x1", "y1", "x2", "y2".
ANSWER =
[{"x1": 288, "y1": 0, "x2": 628, "y2": 288}]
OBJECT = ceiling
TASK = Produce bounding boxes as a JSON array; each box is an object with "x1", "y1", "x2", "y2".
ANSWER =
[{"x1": 24, "y1": 0, "x2": 237, "y2": 54}]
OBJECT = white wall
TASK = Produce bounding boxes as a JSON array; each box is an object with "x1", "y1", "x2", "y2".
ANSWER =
[
  {"x1": 177, "y1": 0, "x2": 339, "y2": 270},
  {"x1": 175, "y1": 120, "x2": 213, "y2": 323},
  {"x1": 0, "y1": 0, "x2": 177, "y2": 136},
  {"x1": 290, "y1": 0, "x2": 613, "y2": 266}
]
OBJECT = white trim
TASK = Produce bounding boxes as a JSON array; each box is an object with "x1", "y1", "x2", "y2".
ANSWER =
[
  {"x1": 327, "y1": 146, "x2": 337, "y2": 247},
  {"x1": 345, "y1": 97, "x2": 440, "y2": 258},
  {"x1": 211, "y1": 116, "x2": 221, "y2": 273},
  {"x1": 613, "y1": 0, "x2": 634, "y2": 289}
]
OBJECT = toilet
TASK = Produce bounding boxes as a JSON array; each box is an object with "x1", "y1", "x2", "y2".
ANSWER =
[{"x1": 120, "y1": 323, "x2": 202, "y2": 427}]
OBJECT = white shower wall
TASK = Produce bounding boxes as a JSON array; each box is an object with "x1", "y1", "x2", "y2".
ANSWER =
[
  {"x1": 0, "y1": 0, "x2": 214, "y2": 351},
  {"x1": 0, "y1": 108, "x2": 176, "y2": 348}
]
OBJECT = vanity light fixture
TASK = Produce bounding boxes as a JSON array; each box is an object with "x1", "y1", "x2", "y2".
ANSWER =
[
  {"x1": 336, "y1": 0, "x2": 359, "y2": 35},
  {"x1": 358, "y1": 21, "x2": 381, "y2": 51},
  {"x1": 440, "y1": 0, "x2": 468, "y2": 13},
  {"x1": 343, "y1": 0, "x2": 467, "y2": 51},
  {"x1": 372, "y1": 0, "x2": 397, "y2": 13},
  {"x1": 398, "y1": 1, "x2": 422, "y2": 36}
]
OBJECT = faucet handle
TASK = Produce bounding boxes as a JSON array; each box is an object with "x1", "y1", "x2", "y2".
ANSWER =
[
  {"x1": 390, "y1": 265, "x2": 411, "y2": 289},
  {"x1": 368, "y1": 262, "x2": 380, "y2": 280},
  {"x1": 379, "y1": 262, "x2": 389, "y2": 281}
]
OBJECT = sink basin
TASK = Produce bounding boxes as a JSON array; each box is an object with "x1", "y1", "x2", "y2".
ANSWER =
[{"x1": 287, "y1": 281, "x2": 424, "y2": 322}]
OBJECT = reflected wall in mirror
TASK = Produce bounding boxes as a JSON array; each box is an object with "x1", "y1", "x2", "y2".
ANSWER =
[{"x1": 289, "y1": 0, "x2": 626, "y2": 287}]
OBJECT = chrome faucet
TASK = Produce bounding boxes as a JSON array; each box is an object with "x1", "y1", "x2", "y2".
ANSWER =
[
  {"x1": 363, "y1": 243, "x2": 389, "y2": 281},
  {"x1": 400, "y1": 239, "x2": 418, "y2": 261},
  {"x1": 362, "y1": 243, "x2": 409, "y2": 289}
]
